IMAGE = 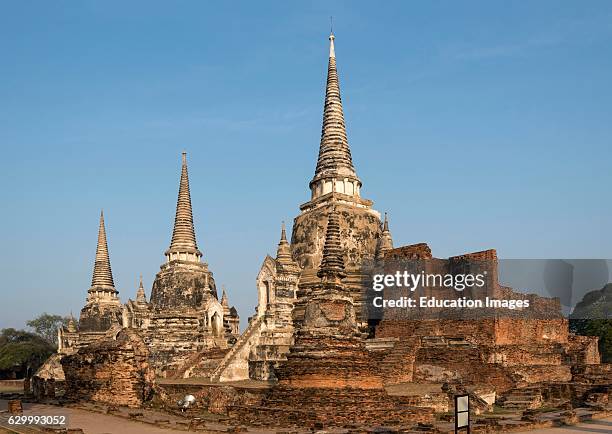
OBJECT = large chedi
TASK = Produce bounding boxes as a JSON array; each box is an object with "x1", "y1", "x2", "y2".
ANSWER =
[
  {"x1": 78, "y1": 211, "x2": 123, "y2": 333},
  {"x1": 234, "y1": 210, "x2": 432, "y2": 427},
  {"x1": 143, "y1": 152, "x2": 239, "y2": 375},
  {"x1": 58, "y1": 211, "x2": 125, "y2": 353},
  {"x1": 291, "y1": 33, "x2": 386, "y2": 329},
  {"x1": 210, "y1": 32, "x2": 392, "y2": 383},
  {"x1": 150, "y1": 152, "x2": 216, "y2": 308}
]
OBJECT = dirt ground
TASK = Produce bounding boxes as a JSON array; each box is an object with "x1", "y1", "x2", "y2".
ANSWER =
[
  {"x1": 514, "y1": 416, "x2": 612, "y2": 433},
  {"x1": 0, "y1": 399, "x2": 182, "y2": 433},
  {"x1": 0, "y1": 399, "x2": 281, "y2": 434}
]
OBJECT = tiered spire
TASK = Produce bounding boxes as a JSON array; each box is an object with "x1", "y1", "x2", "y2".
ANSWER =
[
  {"x1": 309, "y1": 32, "x2": 361, "y2": 198},
  {"x1": 376, "y1": 212, "x2": 394, "y2": 260},
  {"x1": 90, "y1": 211, "x2": 117, "y2": 293},
  {"x1": 136, "y1": 275, "x2": 147, "y2": 303},
  {"x1": 317, "y1": 208, "x2": 346, "y2": 283},
  {"x1": 275, "y1": 221, "x2": 293, "y2": 264},
  {"x1": 221, "y1": 286, "x2": 229, "y2": 308},
  {"x1": 165, "y1": 152, "x2": 202, "y2": 262},
  {"x1": 67, "y1": 313, "x2": 77, "y2": 333}
]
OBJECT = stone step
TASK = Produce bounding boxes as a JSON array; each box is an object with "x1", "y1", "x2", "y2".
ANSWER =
[
  {"x1": 502, "y1": 400, "x2": 539, "y2": 409},
  {"x1": 505, "y1": 390, "x2": 540, "y2": 397},
  {"x1": 499, "y1": 387, "x2": 542, "y2": 410}
]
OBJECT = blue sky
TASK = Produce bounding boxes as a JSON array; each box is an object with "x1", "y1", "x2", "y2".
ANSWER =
[{"x1": 1, "y1": 1, "x2": 611, "y2": 329}]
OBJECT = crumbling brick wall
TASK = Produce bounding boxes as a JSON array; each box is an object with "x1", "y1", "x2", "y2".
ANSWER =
[
  {"x1": 156, "y1": 383, "x2": 266, "y2": 414},
  {"x1": 383, "y1": 243, "x2": 432, "y2": 260},
  {"x1": 413, "y1": 345, "x2": 516, "y2": 392},
  {"x1": 566, "y1": 335, "x2": 600, "y2": 364},
  {"x1": 376, "y1": 319, "x2": 498, "y2": 345},
  {"x1": 61, "y1": 329, "x2": 154, "y2": 407},
  {"x1": 494, "y1": 318, "x2": 568, "y2": 345}
]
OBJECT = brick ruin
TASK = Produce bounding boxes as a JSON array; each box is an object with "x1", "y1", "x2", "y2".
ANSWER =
[
  {"x1": 61, "y1": 329, "x2": 155, "y2": 407},
  {"x1": 370, "y1": 245, "x2": 603, "y2": 396},
  {"x1": 36, "y1": 31, "x2": 610, "y2": 429}
]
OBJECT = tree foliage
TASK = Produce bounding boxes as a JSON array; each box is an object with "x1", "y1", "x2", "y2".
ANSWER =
[
  {"x1": 570, "y1": 284, "x2": 612, "y2": 363},
  {"x1": 0, "y1": 328, "x2": 54, "y2": 373},
  {"x1": 570, "y1": 319, "x2": 612, "y2": 363},
  {"x1": 26, "y1": 313, "x2": 69, "y2": 345}
]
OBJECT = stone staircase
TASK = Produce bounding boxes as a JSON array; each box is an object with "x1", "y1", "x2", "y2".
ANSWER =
[
  {"x1": 498, "y1": 387, "x2": 543, "y2": 410},
  {"x1": 171, "y1": 347, "x2": 230, "y2": 379},
  {"x1": 379, "y1": 338, "x2": 419, "y2": 385},
  {"x1": 210, "y1": 316, "x2": 263, "y2": 381}
]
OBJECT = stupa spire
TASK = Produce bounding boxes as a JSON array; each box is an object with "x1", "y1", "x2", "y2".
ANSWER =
[
  {"x1": 67, "y1": 312, "x2": 77, "y2": 333},
  {"x1": 376, "y1": 212, "x2": 394, "y2": 260},
  {"x1": 309, "y1": 32, "x2": 361, "y2": 200},
  {"x1": 317, "y1": 208, "x2": 346, "y2": 283},
  {"x1": 281, "y1": 220, "x2": 287, "y2": 241},
  {"x1": 276, "y1": 221, "x2": 293, "y2": 264},
  {"x1": 221, "y1": 285, "x2": 229, "y2": 308},
  {"x1": 165, "y1": 152, "x2": 202, "y2": 262},
  {"x1": 90, "y1": 210, "x2": 116, "y2": 292},
  {"x1": 136, "y1": 275, "x2": 147, "y2": 303},
  {"x1": 329, "y1": 31, "x2": 336, "y2": 58}
]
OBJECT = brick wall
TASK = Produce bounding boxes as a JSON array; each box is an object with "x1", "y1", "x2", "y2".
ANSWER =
[{"x1": 61, "y1": 329, "x2": 155, "y2": 407}]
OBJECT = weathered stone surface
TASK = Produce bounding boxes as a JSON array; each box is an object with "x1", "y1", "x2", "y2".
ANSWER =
[
  {"x1": 292, "y1": 203, "x2": 382, "y2": 330},
  {"x1": 230, "y1": 386, "x2": 433, "y2": 428},
  {"x1": 156, "y1": 382, "x2": 267, "y2": 415},
  {"x1": 61, "y1": 329, "x2": 155, "y2": 407},
  {"x1": 213, "y1": 226, "x2": 301, "y2": 382},
  {"x1": 32, "y1": 353, "x2": 66, "y2": 400},
  {"x1": 150, "y1": 263, "x2": 216, "y2": 310},
  {"x1": 292, "y1": 202, "x2": 380, "y2": 272},
  {"x1": 78, "y1": 302, "x2": 123, "y2": 333},
  {"x1": 173, "y1": 347, "x2": 230, "y2": 379},
  {"x1": 566, "y1": 334, "x2": 601, "y2": 364},
  {"x1": 8, "y1": 399, "x2": 23, "y2": 415}
]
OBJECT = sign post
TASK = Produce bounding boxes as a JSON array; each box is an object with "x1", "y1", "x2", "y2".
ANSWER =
[{"x1": 455, "y1": 394, "x2": 470, "y2": 433}]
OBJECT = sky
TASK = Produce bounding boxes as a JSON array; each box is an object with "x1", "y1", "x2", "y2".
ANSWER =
[{"x1": 1, "y1": 1, "x2": 611, "y2": 330}]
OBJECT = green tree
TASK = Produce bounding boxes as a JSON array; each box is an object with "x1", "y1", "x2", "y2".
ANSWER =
[
  {"x1": 26, "y1": 313, "x2": 69, "y2": 346},
  {"x1": 570, "y1": 319, "x2": 612, "y2": 363},
  {"x1": 0, "y1": 328, "x2": 54, "y2": 377},
  {"x1": 570, "y1": 283, "x2": 612, "y2": 363}
]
